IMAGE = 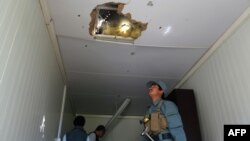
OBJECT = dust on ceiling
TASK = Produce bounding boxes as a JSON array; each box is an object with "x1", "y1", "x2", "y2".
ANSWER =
[{"x1": 89, "y1": 2, "x2": 148, "y2": 41}]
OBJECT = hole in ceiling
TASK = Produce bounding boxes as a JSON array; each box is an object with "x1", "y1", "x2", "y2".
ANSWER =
[
  {"x1": 147, "y1": 1, "x2": 153, "y2": 7},
  {"x1": 89, "y1": 2, "x2": 148, "y2": 43}
]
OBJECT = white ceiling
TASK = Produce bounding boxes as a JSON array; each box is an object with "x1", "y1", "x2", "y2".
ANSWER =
[{"x1": 47, "y1": 0, "x2": 250, "y2": 115}]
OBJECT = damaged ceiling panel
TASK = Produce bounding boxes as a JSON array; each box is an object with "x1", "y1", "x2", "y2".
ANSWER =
[
  {"x1": 89, "y1": 2, "x2": 147, "y2": 42},
  {"x1": 46, "y1": 0, "x2": 250, "y2": 115},
  {"x1": 48, "y1": 0, "x2": 250, "y2": 47}
]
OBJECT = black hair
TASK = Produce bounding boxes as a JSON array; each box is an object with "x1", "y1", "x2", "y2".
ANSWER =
[
  {"x1": 95, "y1": 125, "x2": 106, "y2": 132},
  {"x1": 73, "y1": 116, "x2": 86, "y2": 126}
]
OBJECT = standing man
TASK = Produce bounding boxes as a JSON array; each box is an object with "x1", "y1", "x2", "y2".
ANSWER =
[
  {"x1": 142, "y1": 80, "x2": 186, "y2": 141},
  {"x1": 87, "y1": 125, "x2": 106, "y2": 141},
  {"x1": 63, "y1": 115, "x2": 88, "y2": 141}
]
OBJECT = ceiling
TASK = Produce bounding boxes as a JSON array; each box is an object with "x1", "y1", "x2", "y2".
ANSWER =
[{"x1": 47, "y1": 0, "x2": 250, "y2": 116}]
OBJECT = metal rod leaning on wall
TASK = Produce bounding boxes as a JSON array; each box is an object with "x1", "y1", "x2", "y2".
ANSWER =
[
  {"x1": 55, "y1": 85, "x2": 67, "y2": 141},
  {"x1": 105, "y1": 98, "x2": 131, "y2": 129}
]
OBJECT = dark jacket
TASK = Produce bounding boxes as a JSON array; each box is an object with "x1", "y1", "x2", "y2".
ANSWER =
[{"x1": 66, "y1": 126, "x2": 87, "y2": 141}]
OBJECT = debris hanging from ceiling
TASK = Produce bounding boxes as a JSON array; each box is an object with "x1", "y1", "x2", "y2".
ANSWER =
[{"x1": 89, "y1": 2, "x2": 148, "y2": 40}]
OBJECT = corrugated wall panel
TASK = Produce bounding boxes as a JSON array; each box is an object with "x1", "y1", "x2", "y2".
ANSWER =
[
  {"x1": 61, "y1": 93, "x2": 74, "y2": 138},
  {"x1": 0, "y1": 0, "x2": 65, "y2": 140},
  {"x1": 181, "y1": 14, "x2": 250, "y2": 141}
]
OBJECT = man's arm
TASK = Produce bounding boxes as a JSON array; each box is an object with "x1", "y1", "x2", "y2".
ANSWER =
[
  {"x1": 168, "y1": 113, "x2": 186, "y2": 141},
  {"x1": 163, "y1": 101, "x2": 187, "y2": 141}
]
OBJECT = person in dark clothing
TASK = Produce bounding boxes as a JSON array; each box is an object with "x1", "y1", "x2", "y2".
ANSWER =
[
  {"x1": 63, "y1": 116, "x2": 88, "y2": 141},
  {"x1": 87, "y1": 125, "x2": 106, "y2": 141}
]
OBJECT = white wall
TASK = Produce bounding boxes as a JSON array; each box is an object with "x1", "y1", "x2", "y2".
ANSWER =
[
  {"x1": 83, "y1": 115, "x2": 145, "y2": 141},
  {"x1": 0, "y1": 0, "x2": 65, "y2": 140},
  {"x1": 181, "y1": 13, "x2": 250, "y2": 141},
  {"x1": 61, "y1": 93, "x2": 74, "y2": 138}
]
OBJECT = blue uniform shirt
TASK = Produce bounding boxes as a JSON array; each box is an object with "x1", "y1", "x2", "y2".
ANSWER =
[
  {"x1": 147, "y1": 99, "x2": 187, "y2": 141},
  {"x1": 65, "y1": 126, "x2": 87, "y2": 141}
]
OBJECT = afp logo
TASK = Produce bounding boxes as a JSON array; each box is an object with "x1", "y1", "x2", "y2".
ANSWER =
[{"x1": 224, "y1": 125, "x2": 250, "y2": 141}]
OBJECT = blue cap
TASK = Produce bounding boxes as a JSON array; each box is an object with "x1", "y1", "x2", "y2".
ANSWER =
[{"x1": 146, "y1": 80, "x2": 169, "y2": 98}]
